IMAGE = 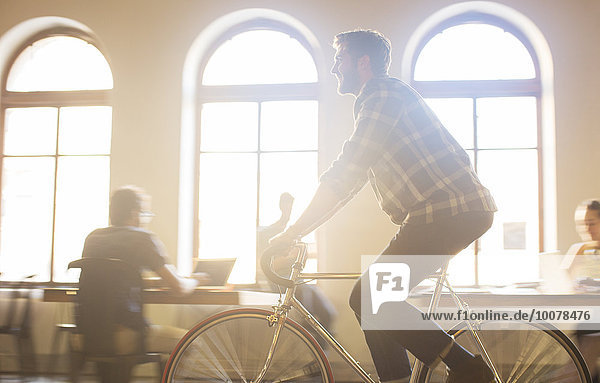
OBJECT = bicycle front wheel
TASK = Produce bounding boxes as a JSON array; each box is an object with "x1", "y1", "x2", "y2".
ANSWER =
[
  {"x1": 162, "y1": 308, "x2": 333, "y2": 383},
  {"x1": 416, "y1": 320, "x2": 591, "y2": 383}
]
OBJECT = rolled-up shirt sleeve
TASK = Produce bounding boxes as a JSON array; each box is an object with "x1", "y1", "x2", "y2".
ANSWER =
[{"x1": 319, "y1": 90, "x2": 397, "y2": 200}]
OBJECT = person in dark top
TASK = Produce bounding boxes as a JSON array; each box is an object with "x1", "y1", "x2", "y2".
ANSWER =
[
  {"x1": 80, "y1": 185, "x2": 206, "y2": 355},
  {"x1": 270, "y1": 29, "x2": 496, "y2": 383}
]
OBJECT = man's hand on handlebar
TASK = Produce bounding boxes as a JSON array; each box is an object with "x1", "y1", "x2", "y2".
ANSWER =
[
  {"x1": 262, "y1": 236, "x2": 305, "y2": 288},
  {"x1": 269, "y1": 227, "x2": 300, "y2": 250}
]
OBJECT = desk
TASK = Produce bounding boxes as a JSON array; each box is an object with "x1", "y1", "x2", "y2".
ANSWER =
[{"x1": 43, "y1": 287, "x2": 279, "y2": 306}]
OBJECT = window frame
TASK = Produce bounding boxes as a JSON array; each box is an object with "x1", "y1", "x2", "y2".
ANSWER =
[
  {"x1": 192, "y1": 20, "x2": 320, "y2": 283},
  {"x1": 0, "y1": 30, "x2": 112, "y2": 285},
  {"x1": 409, "y1": 13, "x2": 544, "y2": 285}
]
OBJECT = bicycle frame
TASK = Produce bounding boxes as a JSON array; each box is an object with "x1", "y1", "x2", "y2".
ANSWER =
[
  {"x1": 407, "y1": 265, "x2": 503, "y2": 383},
  {"x1": 257, "y1": 243, "x2": 503, "y2": 383}
]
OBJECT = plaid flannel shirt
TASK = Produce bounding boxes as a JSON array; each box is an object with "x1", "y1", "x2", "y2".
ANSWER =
[{"x1": 320, "y1": 76, "x2": 497, "y2": 225}]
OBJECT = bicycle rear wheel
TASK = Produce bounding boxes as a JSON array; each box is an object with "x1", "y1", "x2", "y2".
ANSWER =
[
  {"x1": 162, "y1": 308, "x2": 333, "y2": 383},
  {"x1": 416, "y1": 320, "x2": 591, "y2": 383}
]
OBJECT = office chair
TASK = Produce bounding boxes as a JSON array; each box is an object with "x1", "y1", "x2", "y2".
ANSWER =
[
  {"x1": 67, "y1": 258, "x2": 163, "y2": 383},
  {"x1": 48, "y1": 322, "x2": 76, "y2": 373}
]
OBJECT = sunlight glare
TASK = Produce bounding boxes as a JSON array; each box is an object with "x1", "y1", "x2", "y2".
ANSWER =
[
  {"x1": 415, "y1": 24, "x2": 535, "y2": 81},
  {"x1": 4, "y1": 108, "x2": 58, "y2": 155},
  {"x1": 202, "y1": 30, "x2": 318, "y2": 85},
  {"x1": 260, "y1": 101, "x2": 318, "y2": 151},
  {"x1": 425, "y1": 98, "x2": 473, "y2": 149},
  {"x1": 198, "y1": 154, "x2": 258, "y2": 283},
  {"x1": 58, "y1": 106, "x2": 113, "y2": 155},
  {"x1": 477, "y1": 149, "x2": 539, "y2": 284},
  {"x1": 7, "y1": 36, "x2": 113, "y2": 91},
  {"x1": 477, "y1": 97, "x2": 537, "y2": 148},
  {"x1": 0, "y1": 158, "x2": 55, "y2": 280},
  {"x1": 53, "y1": 157, "x2": 110, "y2": 281},
  {"x1": 201, "y1": 103, "x2": 258, "y2": 151}
]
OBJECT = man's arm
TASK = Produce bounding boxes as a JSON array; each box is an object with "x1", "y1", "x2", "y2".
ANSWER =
[
  {"x1": 270, "y1": 183, "x2": 351, "y2": 247},
  {"x1": 142, "y1": 233, "x2": 210, "y2": 294},
  {"x1": 155, "y1": 264, "x2": 207, "y2": 295},
  {"x1": 270, "y1": 91, "x2": 393, "y2": 248}
]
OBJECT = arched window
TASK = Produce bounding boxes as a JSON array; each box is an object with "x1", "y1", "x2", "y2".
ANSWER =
[
  {"x1": 1, "y1": 34, "x2": 112, "y2": 282},
  {"x1": 410, "y1": 14, "x2": 543, "y2": 286},
  {"x1": 195, "y1": 27, "x2": 319, "y2": 284}
]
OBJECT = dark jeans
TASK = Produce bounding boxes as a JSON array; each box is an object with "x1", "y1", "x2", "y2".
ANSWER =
[{"x1": 349, "y1": 211, "x2": 494, "y2": 381}]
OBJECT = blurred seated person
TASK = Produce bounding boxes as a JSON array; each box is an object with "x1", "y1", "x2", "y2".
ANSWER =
[
  {"x1": 77, "y1": 185, "x2": 208, "y2": 357},
  {"x1": 561, "y1": 199, "x2": 600, "y2": 288},
  {"x1": 257, "y1": 193, "x2": 337, "y2": 346},
  {"x1": 561, "y1": 199, "x2": 600, "y2": 383}
]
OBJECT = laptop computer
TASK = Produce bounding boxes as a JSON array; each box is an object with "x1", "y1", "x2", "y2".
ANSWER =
[{"x1": 193, "y1": 258, "x2": 237, "y2": 286}]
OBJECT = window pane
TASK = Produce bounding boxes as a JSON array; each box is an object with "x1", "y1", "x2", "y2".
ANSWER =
[
  {"x1": 53, "y1": 156, "x2": 110, "y2": 282},
  {"x1": 477, "y1": 97, "x2": 537, "y2": 149},
  {"x1": 7, "y1": 36, "x2": 113, "y2": 91},
  {"x1": 477, "y1": 150, "x2": 539, "y2": 285},
  {"x1": 202, "y1": 30, "x2": 318, "y2": 85},
  {"x1": 0, "y1": 157, "x2": 55, "y2": 280},
  {"x1": 200, "y1": 103, "x2": 258, "y2": 152},
  {"x1": 4, "y1": 107, "x2": 58, "y2": 155},
  {"x1": 260, "y1": 101, "x2": 318, "y2": 151},
  {"x1": 58, "y1": 106, "x2": 113, "y2": 155},
  {"x1": 259, "y1": 152, "x2": 318, "y2": 226},
  {"x1": 447, "y1": 245, "x2": 476, "y2": 286},
  {"x1": 198, "y1": 153, "x2": 257, "y2": 283},
  {"x1": 415, "y1": 24, "x2": 535, "y2": 81},
  {"x1": 425, "y1": 98, "x2": 474, "y2": 149}
]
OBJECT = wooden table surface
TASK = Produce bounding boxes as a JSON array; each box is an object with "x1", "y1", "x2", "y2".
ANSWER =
[{"x1": 43, "y1": 287, "x2": 280, "y2": 306}]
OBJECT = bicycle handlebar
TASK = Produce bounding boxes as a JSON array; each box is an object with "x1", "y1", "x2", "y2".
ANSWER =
[{"x1": 260, "y1": 244, "x2": 297, "y2": 288}]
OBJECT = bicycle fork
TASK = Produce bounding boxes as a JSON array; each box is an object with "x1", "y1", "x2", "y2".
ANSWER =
[
  {"x1": 252, "y1": 295, "x2": 379, "y2": 383},
  {"x1": 252, "y1": 305, "x2": 289, "y2": 383},
  {"x1": 253, "y1": 257, "x2": 303, "y2": 383}
]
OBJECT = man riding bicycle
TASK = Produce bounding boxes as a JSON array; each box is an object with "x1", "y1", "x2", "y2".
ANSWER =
[{"x1": 270, "y1": 29, "x2": 497, "y2": 383}]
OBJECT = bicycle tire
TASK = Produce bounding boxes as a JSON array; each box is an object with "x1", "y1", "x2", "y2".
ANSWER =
[
  {"x1": 414, "y1": 320, "x2": 592, "y2": 383},
  {"x1": 162, "y1": 308, "x2": 333, "y2": 383}
]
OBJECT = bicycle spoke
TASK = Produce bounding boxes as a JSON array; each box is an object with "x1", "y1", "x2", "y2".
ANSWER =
[
  {"x1": 164, "y1": 310, "x2": 331, "y2": 383},
  {"x1": 420, "y1": 322, "x2": 589, "y2": 383}
]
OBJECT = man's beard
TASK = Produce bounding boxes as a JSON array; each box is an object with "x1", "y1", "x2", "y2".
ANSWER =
[{"x1": 337, "y1": 70, "x2": 360, "y2": 95}]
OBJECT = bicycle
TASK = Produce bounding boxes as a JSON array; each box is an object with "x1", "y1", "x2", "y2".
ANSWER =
[{"x1": 162, "y1": 242, "x2": 592, "y2": 382}]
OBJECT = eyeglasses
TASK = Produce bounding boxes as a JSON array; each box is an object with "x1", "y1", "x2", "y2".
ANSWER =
[{"x1": 139, "y1": 210, "x2": 155, "y2": 220}]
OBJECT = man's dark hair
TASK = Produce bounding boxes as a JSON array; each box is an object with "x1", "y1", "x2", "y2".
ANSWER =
[
  {"x1": 109, "y1": 186, "x2": 145, "y2": 226},
  {"x1": 581, "y1": 199, "x2": 600, "y2": 214},
  {"x1": 333, "y1": 29, "x2": 391, "y2": 76}
]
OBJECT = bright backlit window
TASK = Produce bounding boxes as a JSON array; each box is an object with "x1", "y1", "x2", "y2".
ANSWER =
[
  {"x1": 7, "y1": 36, "x2": 113, "y2": 91},
  {"x1": 1, "y1": 35, "x2": 112, "y2": 282},
  {"x1": 202, "y1": 30, "x2": 317, "y2": 85},
  {"x1": 415, "y1": 24, "x2": 535, "y2": 81},
  {"x1": 412, "y1": 19, "x2": 542, "y2": 286},
  {"x1": 197, "y1": 29, "x2": 318, "y2": 283}
]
